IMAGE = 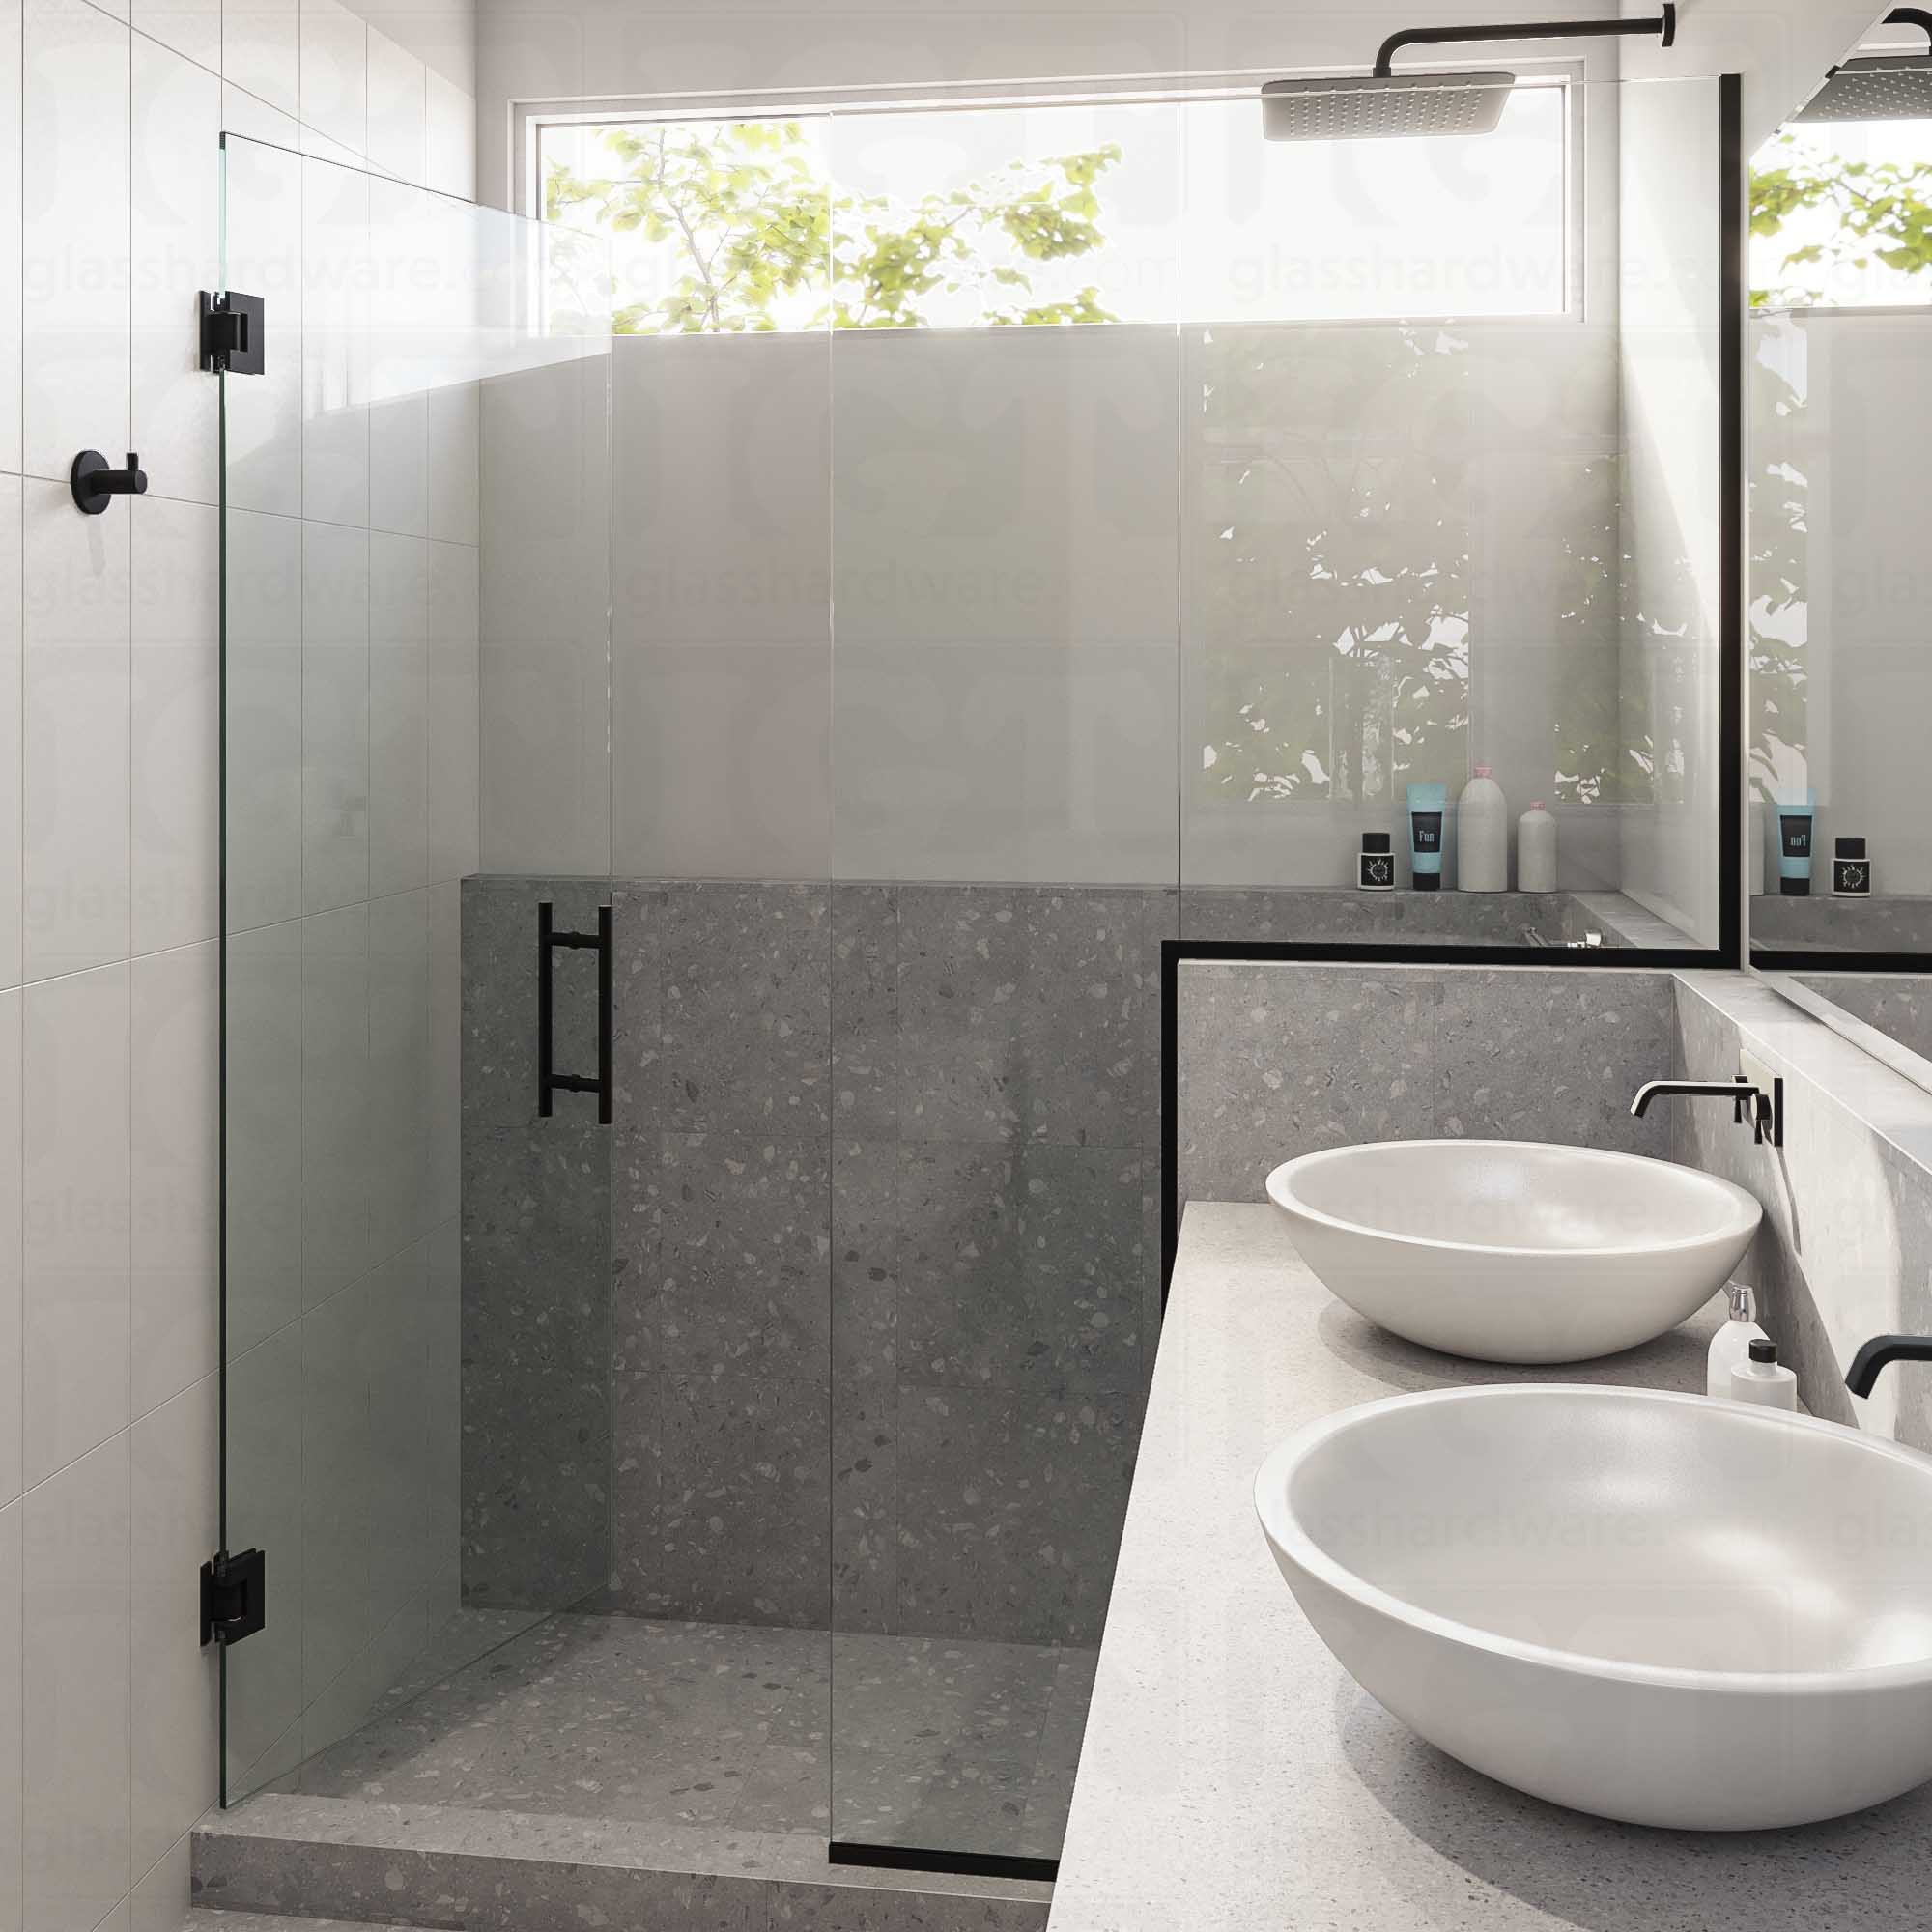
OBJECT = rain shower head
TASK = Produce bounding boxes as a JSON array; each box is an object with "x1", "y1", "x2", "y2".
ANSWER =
[
  {"x1": 1262, "y1": 71, "x2": 1515, "y2": 142},
  {"x1": 1794, "y1": 9, "x2": 1932, "y2": 123},
  {"x1": 1262, "y1": 6, "x2": 1676, "y2": 143}
]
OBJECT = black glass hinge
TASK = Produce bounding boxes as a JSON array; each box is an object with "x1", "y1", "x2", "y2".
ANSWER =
[
  {"x1": 199, "y1": 291, "x2": 266, "y2": 375},
  {"x1": 200, "y1": 1548, "x2": 267, "y2": 1648}
]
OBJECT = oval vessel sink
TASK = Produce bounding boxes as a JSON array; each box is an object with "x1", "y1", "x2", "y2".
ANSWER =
[
  {"x1": 1266, "y1": 1139, "x2": 1760, "y2": 1363},
  {"x1": 1257, "y1": 1385, "x2": 1932, "y2": 1831}
]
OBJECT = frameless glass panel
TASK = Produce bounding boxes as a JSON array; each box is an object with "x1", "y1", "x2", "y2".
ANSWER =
[
  {"x1": 219, "y1": 133, "x2": 614, "y2": 1803},
  {"x1": 823, "y1": 98, "x2": 1181, "y2": 1869},
  {"x1": 1180, "y1": 75, "x2": 1727, "y2": 952}
]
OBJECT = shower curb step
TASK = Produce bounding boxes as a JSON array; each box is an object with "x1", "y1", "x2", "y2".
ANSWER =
[{"x1": 192, "y1": 1794, "x2": 1053, "y2": 1932}]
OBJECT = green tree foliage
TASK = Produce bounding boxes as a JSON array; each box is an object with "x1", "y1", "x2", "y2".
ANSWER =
[
  {"x1": 1751, "y1": 131, "x2": 1932, "y2": 306},
  {"x1": 544, "y1": 119, "x2": 1123, "y2": 332}
]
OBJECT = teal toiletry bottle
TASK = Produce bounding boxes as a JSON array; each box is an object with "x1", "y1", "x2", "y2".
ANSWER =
[
  {"x1": 1776, "y1": 795, "x2": 1815, "y2": 897},
  {"x1": 1406, "y1": 782, "x2": 1447, "y2": 892}
]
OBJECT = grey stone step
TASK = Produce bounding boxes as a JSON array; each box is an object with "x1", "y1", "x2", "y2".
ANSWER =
[{"x1": 194, "y1": 1794, "x2": 1053, "y2": 1932}]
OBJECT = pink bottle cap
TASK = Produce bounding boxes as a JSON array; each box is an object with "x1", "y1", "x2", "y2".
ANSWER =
[
  {"x1": 1530, "y1": 801, "x2": 1545, "y2": 811},
  {"x1": 1474, "y1": 765, "x2": 1492, "y2": 778}
]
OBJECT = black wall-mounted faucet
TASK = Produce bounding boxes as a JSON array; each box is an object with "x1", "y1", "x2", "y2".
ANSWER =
[
  {"x1": 1846, "y1": 1333, "x2": 1932, "y2": 1398},
  {"x1": 71, "y1": 449, "x2": 148, "y2": 515},
  {"x1": 1631, "y1": 1077, "x2": 1784, "y2": 1147}
]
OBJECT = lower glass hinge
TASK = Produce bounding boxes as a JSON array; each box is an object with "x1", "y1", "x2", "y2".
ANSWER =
[{"x1": 201, "y1": 1547, "x2": 267, "y2": 1648}]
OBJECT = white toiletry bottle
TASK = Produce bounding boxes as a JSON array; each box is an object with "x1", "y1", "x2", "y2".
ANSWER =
[
  {"x1": 1518, "y1": 801, "x2": 1557, "y2": 893},
  {"x1": 1707, "y1": 1283, "x2": 1767, "y2": 1398},
  {"x1": 1730, "y1": 1337, "x2": 1799, "y2": 1411},
  {"x1": 1457, "y1": 766, "x2": 1508, "y2": 892}
]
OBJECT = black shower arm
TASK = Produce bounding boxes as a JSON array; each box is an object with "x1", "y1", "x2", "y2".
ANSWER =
[
  {"x1": 1373, "y1": 6, "x2": 1675, "y2": 78},
  {"x1": 1881, "y1": 8, "x2": 1932, "y2": 52}
]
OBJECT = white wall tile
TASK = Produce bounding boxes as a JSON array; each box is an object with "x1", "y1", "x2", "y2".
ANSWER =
[
  {"x1": 300, "y1": 156, "x2": 370, "y2": 528},
  {"x1": 219, "y1": 130, "x2": 302, "y2": 518},
  {"x1": 130, "y1": 944, "x2": 217, "y2": 1416},
  {"x1": 22, "y1": 1432, "x2": 131, "y2": 1932},
  {"x1": 129, "y1": 1376, "x2": 217, "y2": 1875},
  {"x1": 426, "y1": 883, "x2": 458, "y2": 1225},
  {"x1": 22, "y1": 963, "x2": 131, "y2": 1488},
  {"x1": 23, "y1": 0, "x2": 130, "y2": 483},
  {"x1": 219, "y1": 1323, "x2": 299, "y2": 1785},
  {"x1": 300, "y1": 901, "x2": 368, "y2": 1304},
  {"x1": 0, "y1": 1500, "x2": 20, "y2": 1932},
  {"x1": 128, "y1": 1836, "x2": 190, "y2": 1932},
  {"x1": 365, "y1": 27, "x2": 424, "y2": 186},
  {"x1": 423, "y1": 1212, "x2": 458, "y2": 1606},
  {"x1": 298, "y1": 1270, "x2": 371, "y2": 1697},
  {"x1": 367, "y1": 392, "x2": 428, "y2": 537},
  {"x1": 218, "y1": 76, "x2": 298, "y2": 146},
  {"x1": 366, "y1": 888, "x2": 426, "y2": 1264},
  {"x1": 132, "y1": 39, "x2": 219, "y2": 513},
  {"x1": 224, "y1": 507, "x2": 301, "y2": 931},
  {"x1": 479, "y1": 356, "x2": 611, "y2": 879},
  {"x1": 426, "y1": 536, "x2": 477, "y2": 883},
  {"x1": 0, "y1": 995, "x2": 19, "y2": 1512},
  {"x1": 298, "y1": 0, "x2": 364, "y2": 159},
  {"x1": 368, "y1": 530, "x2": 429, "y2": 896},
  {"x1": 0, "y1": 0, "x2": 24, "y2": 477},
  {"x1": 222, "y1": 918, "x2": 301, "y2": 1357},
  {"x1": 301, "y1": 519, "x2": 370, "y2": 913},
  {"x1": 136, "y1": 0, "x2": 218, "y2": 74},
  {"x1": 22, "y1": 479, "x2": 132, "y2": 980},
  {"x1": 424, "y1": 68, "x2": 474, "y2": 202},
  {"x1": 366, "y1": 1236, "x2": 428, "y2": 1621},
  {"x1": 0, "y1": 479, "x2": 22, "y2": 990},
  {"x1": 130, "y1": 497, "x2": 217, "y2": 954},
  {"x1": 427, "y1": 383, "x2": 478, "y2": 547}
]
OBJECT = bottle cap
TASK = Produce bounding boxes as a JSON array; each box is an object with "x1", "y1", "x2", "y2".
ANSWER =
[
  {"x1": 1529, "y1": 801, "x2": 1545, "y2": 812},
  {"x1": 1362, "y1": 832, "x2": 1391, "y2": 854},
  {"x1": 1779, "y1": 877, "x2": 1810, "y2": 897},
  {"x1": 1836, "y1": 837, "x2": 1866, "y2": 859},
  {"x1": 1474, "y1": 765, "x2": 1492, "y2": 779},
  {"x1": 1747, "y1": 1337, "x2": 1777, "y2": 1364}
]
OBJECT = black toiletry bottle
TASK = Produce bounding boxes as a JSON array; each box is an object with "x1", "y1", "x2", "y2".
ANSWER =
[
  {"x1": 1358, "y1": 832, "x2": 1395, "y2": 892},
  {"x1": 1833, "y1": 837, "x2": 1871, "y2": 897}
]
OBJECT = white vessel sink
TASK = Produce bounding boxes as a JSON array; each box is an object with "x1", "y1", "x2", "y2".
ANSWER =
[
  {"x1": 1266, "y1": 1139, "x2": 1760, "y2": 1363},
  {"x1": 1257, "y1": 1385, "x2": 1932, "y2": 1831}
]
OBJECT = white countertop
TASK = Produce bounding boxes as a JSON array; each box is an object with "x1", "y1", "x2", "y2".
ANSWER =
[{"x1": 1048, "y1": 1202, "x2": 1932, "y2": 1932}]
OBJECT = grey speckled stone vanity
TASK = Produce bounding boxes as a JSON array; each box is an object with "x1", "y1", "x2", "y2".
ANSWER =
[{"x1": 1047, "y1": 1203, "x2": 1932, "y2": 1932}]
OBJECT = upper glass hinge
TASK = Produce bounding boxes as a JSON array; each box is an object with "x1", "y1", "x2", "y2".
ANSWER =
[{"x1": 199, "y1": 291, "x2": 266, "y2": 375}]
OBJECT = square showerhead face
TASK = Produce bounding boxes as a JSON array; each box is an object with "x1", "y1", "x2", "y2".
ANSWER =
[
  {"x1": 1262, "y1": 71, "x2": 1515, "y2": 142},
  {"x1": 1793, "y1": 54, "x2": 1932, "y2": 123}
]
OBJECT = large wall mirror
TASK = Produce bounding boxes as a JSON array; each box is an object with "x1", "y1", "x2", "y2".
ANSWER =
[{"x1": 1749, "y1": 8, "x2": 1932, "y2": 1071}]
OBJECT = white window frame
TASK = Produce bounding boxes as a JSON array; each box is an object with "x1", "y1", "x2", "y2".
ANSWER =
[{"x1": 511, "y1": 57, "x2": 1596, "y2": 327}]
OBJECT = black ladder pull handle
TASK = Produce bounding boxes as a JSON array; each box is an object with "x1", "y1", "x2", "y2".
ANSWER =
[{"x1": 536, "y1": 899, "x2": 613, "y2": 1125}]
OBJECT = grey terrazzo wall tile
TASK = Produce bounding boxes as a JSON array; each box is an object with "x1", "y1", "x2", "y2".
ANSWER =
[
  {"x1": 1797, "y1": 973, "x2": 1932, "y2": 1065},
  {"x1": 1176, "y1": 961, "x2": 1678, "y2": 1202},
  {"x1": 1177, "y1": 964, "x2": 1437, "y2": 1202},
  {"x1": 1435, "y1": 970, "x2": 1672, "y2": 1153},
  {"x1": 895, "y1": 1384, "x2": 1142, "y2": 1645},
  {"x1": 460, "y1": 1119, "x2": 611, "y2": 1609},
  {"x1": 648, "y1": 1372, "x2": 832, "y2": 1627},
  {"x1": 663, "y1": 884, "x2": 831, "y2": 1135},
  {"x1": 832, "y1": 882, "x2": 900, "y2": 1138},
  {"x1": 659, "y1": 1132, "x2": 833, "y2": 1379}
]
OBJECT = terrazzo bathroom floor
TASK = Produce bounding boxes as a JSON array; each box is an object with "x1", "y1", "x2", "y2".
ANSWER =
[{"x1": 278, "y1": 1608, "x2": 1096, "y2": 1861}]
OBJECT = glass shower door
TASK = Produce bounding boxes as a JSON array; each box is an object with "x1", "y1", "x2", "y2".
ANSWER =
[{"x1": 216, "y1": 130, "x2": 615, "y2": 1800}]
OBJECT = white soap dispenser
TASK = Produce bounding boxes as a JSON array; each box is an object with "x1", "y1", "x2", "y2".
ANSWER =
[
  {"x1": 1730, "y1": 1337, "x2": 1799, "y2": 1411},
  {"x1": 1518, "y1": 801, "x2": 1557, "y2": 893},
  {"x1": 1457, "y1": 766, "x2": 1508, "y2": 892},
  {"x1": 1707, "y1": 1284, "x2": 1767, "y2": 1398}
]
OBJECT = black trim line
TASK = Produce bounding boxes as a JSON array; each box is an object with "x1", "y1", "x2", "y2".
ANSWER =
[
  {"x1": 828, "y1": 1841, "x2": 1059, "y2": 1884},
  {"x1": 1754, "y1": 950, "x2": 1932, "y2": 974}
]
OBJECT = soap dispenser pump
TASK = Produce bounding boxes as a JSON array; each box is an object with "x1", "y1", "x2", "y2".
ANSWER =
[
  {"x1": 1707, "y1": 1284, "x2": 1767, "y2": 1398},
  {"x1": 1730, "y1": 1337, "x2": 1799, "y2": 1411}
]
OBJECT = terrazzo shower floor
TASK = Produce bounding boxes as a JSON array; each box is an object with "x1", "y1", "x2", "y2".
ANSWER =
[{"x1": 272, "y1": 1608, "x2": 1096, "y2": 1860}]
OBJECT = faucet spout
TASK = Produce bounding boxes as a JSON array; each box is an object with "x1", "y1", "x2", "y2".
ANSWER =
[
  {"x1": 1629, "y1": 1077, "x2": 1784, "y2": 1147},
  {"x1": 1847, "y1": 1333, "x2": 1932, "y2": 1398}
]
